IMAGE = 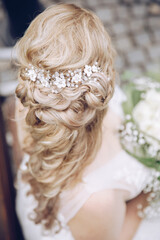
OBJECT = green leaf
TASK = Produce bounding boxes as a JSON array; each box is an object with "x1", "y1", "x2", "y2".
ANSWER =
[
  {"x1": 120, "y1": 73, "x2": 160, "y2": 173},
  {"x1": 146, "y1": 71, "x2": 160, "y2": 83}
]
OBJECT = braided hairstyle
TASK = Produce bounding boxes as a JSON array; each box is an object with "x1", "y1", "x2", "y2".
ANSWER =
[{"x1": 15, "y1": 3, "x2": 116, "y2": 229}]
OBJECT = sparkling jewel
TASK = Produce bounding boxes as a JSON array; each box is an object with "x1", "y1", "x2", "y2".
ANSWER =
[{"x1": 24, "y1": 62, "x2": 107, "y2": 93}]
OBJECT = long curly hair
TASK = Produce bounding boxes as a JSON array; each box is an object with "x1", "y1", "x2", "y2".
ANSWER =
[{"x1": 15, "y1": 3, "x2": 116, "y2": 230}]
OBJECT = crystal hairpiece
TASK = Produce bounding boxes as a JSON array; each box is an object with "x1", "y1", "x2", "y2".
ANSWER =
[{"x1": 24, "y1": 62, "x2": 107, "y2": 93}]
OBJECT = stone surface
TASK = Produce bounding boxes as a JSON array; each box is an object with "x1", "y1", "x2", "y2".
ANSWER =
[
  {"x1": 0, "y1": 0, "x2": 160, "y2": 81},
  {"x1": 0, "y1": 61, "x2": 12, "y2": 71},
  {"x1": 112, "y1": 22, "x2": 128, "y2": 35},
  {"x1": 134, "y1": 32, "x2": 151, "y2": 46},
  {"x1": 96, "y1": 0, "x2": 118, "y2": 4},
  {"x1": 146, "y1": 62, "x2": 160, "y2": 72},
  {"x1": 116, "y1": 6, "x2": 130, "y2": 20},
  {"x1": 0, "y1": 69, "x2": 17, "y2": 82},
  {"x1": 125, "y1": 66, "x2": 143, "y2": 75},
  {"x1": 147, "y1": 17, "x2": 160, "y2": 29},
  {"x1": 148, "y1": 45, "x2": 160, "y2": 60},
  {"x1": 132, "y1": 5, "x2": 147, "y2": 18},
  {"x1": 127, "y1": 49, "x2": 146, "y2": 64},
  {"x1": 153, "y1": 29, "x2": 160, "y2": 42},
  {"x1": 129, "y1": 19, "x2": 145, "y2": 33},
  {"x1": 115, "y1": 55, "x2": 125, "y2": 71},
  {"x1": 96, "y1": 7, "x2": 114, "y2": 23},
  {"x1": 86, "y1": 0, "x2": 102, "y2": 7},
  {"x1": 115, "y1": 36, "x2": 133, "y2": 53}
]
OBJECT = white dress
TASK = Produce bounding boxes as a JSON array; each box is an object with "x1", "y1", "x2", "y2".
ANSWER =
[{"x1": 16, "y1": 87, "x2": 160, "y2": 240}]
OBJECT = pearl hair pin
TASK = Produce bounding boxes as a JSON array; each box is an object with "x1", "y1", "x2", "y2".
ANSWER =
[{"x1": 23, "y1": 62, "x2": 109, "y2": 93}]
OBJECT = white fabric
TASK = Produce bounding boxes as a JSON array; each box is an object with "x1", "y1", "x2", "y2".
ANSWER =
[
  {"x1": 59, "y1": 150, "x2": 151, "y2": 223},
  {"x1": 16, "y1": 86, "x2": 160, "y2": 240},
  {"x1": 109, "y1": 85, "x2": 127, "y2": 118},
  {"x1": 133, "y1": 217, "x2": 160, "y2": 240}
]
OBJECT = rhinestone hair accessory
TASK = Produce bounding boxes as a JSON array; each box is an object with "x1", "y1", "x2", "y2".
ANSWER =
[{"x1": 23, "y1": 62, "x2": 108, "y2": 93}]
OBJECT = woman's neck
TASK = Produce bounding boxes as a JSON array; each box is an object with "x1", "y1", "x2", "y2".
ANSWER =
[{"x1": 83, "y1": 107, "x2": 122, "y2": 175}]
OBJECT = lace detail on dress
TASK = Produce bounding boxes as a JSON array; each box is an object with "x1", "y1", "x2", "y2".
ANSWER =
[
  {"x1": 137, "y1": 170, "x2": 160, "y2": 219},
  {"x1": 82, "y1": 150, "x2": 152, "y2": 201},
  {"x1": 113, "y1": 160, "x2": 149, "y2": 194}
]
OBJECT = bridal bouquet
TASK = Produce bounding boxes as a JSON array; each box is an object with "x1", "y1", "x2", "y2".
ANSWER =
[
  {"x1": 119, "y1": 75, "x2": 160, "y2": 171},
  {"x1": 119, "y1": 74, "x2": 160, "y2": 218}
]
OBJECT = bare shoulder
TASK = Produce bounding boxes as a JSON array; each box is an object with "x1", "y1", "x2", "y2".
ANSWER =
[{"x1": 68, "y1": 189, "x2": 127, "y2": 240}]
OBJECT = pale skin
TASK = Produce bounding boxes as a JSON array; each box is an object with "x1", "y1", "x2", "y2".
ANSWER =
[
  {"x1": 68, "y1": 189, "x2": 148, "y2": 240},
  {"x1": 16, "y1": 100, "x2": 148, "y2": 240},
  {"x1": 68, "y1": 108, "x2": 148, "y2": 240}
]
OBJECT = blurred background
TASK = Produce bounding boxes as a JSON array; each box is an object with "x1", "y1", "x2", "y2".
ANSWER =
[{"x1": 0, "y1": 0, "x2": 160, "y2": 239}]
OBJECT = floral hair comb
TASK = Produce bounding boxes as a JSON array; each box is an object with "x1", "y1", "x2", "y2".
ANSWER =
[{"x1": 23, "y1": 62, "x2": 108, "y2": 93}]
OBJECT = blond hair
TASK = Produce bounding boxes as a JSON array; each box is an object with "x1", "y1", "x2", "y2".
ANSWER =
[{"x1": 15, "y1": 3, "x2": 116, "y2": 229}]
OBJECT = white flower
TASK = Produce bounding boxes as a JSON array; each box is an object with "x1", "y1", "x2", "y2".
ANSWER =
[
  {"x1": 133, "y1": 130, "x2": 138, "y2": 136},
  {"x1": 72, "y1": 73, "x2": 82, "y2": 83},
  {"x1": 41, "y1": 80, "x2": 50, "y2": 88},
  {"x1": 126, "y1": 114, "x2": 131, "y2": 120},
  {"x1": 133, "y1": 89, "x2": 160, "y2": 140},
  {"x1": 54, "y1": 77, "x2": 66, "y2": 89},
  {"x1": 84, "y1": 65, "x2": 92, "y2": 77},
  {"x1": 92, "y1": 65, "x2": 98, "y2": 72},
  {"x1": 138, "y1": 138, "x2": 146, "y2": 145},
  {"x1": 27, "y1": 69, "x2": 37, "y2": 81},
  {"x1": 54, "y1": 72, "x2": 59, "y2": 77},
  {"x1": 24, "y1": 62, "x2": 102, "y2": 92},
  {"x1": 37, "y1": 72, "x2": 44, "y2": 81}
]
